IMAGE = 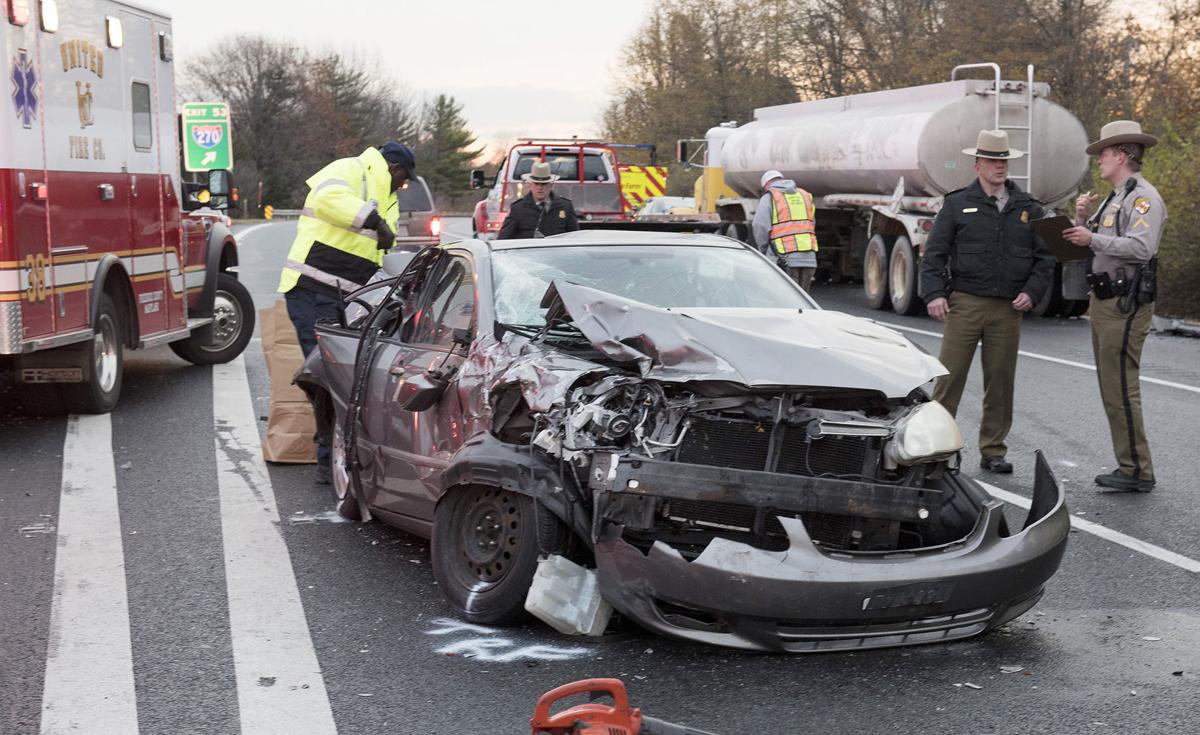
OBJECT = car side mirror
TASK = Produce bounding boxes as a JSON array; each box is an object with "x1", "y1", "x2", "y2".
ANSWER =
[
  {"x1": 469, "y1": 169, "x2": 486, "y2": 190},
  {"x1": 399, "y1": 371, "x2": 448, "y2": 412}
]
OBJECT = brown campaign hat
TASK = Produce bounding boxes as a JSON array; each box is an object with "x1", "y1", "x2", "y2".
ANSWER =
[
  {"x1": 962, "y1": 129, "x2": 1024, "y2": 159},
  {"x1": 1086, "y1": 120, "x2": 1158, "y2": 155}
]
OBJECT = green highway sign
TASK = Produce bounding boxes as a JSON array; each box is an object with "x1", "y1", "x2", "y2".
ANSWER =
[{"x1": 182, "y1": 102, "x2": 232, "y2": 172}]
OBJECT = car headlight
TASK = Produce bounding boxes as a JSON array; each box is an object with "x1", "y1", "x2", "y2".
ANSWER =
[{"x1": 884, "y1": 401, "x2": 963, "y2": 466}]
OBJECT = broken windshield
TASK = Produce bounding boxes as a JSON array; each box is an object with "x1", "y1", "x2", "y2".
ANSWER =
[{"x1": 491, "y1": 244, "x2": 809, "y2": 326}]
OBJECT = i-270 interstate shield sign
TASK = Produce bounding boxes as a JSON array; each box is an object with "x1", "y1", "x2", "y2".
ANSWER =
[{"x1": 182, "y1": 102, "x2": 232, "y2": 171}]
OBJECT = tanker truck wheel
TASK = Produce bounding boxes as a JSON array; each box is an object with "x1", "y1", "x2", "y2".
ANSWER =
[
  {"x1": 1030, "y1": 269, "x2": 1063, "y2": 318},
  {"x1": 888, "y1": 236, "x2": 925, "y2": 315},
  {"x1": 863, "y1": 234, "x2": 894, "y2": 311}
]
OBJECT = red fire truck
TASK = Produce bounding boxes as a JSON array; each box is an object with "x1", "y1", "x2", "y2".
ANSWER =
[{"x1": 1, "y1": 0, "x2": 253, "y2": 413}]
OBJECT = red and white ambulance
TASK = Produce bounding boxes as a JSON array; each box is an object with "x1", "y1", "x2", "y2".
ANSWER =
[{"x1": 0, "y1": 0, "x2": 252, "y2": 413}]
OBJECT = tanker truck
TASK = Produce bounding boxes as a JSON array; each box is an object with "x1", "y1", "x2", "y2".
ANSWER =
[{"x1": 677, "y1": 63, "x2": 1091, "y2": 317}]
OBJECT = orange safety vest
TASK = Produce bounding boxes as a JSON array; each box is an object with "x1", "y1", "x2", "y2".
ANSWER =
[{"x1": 768, "y1": 188, "x2": 817, "y2": 254}]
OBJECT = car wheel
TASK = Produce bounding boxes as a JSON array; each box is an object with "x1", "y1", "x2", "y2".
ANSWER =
[
  {"x1": 888, "y1": 236, "x2": 925, "y2": 315},
  {"x1": 65, "y1": 293, "x2": 123, "y2": 414},
  {"x1": 863, "y1": 234, "x2": 894, "y2": 310},
  {"x1": 331, "y1": 415, "x2": 364, "y2": 521},
  {"x1": 431, "y1": 486, "x2": 552, "y2": 625},
  {"x1": 169, "y1": 273, "x2": 255, "y2": 365}
]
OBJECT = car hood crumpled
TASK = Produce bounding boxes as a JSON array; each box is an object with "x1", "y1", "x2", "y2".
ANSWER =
[{"x1": 541, "y1": 281, "x2": 947, "y2": 398}]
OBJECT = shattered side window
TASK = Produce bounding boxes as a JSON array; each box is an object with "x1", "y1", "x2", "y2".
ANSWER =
[{"x1": 491, "y1": 245, "x2": 808, "y2": 326}]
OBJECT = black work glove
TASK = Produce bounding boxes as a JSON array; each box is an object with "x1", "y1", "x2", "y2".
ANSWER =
[
  {"x1": 374, "y1": 220, "x2": 395, "y2": 250},
  {"x1": 361, "y1": 209, "x2": 382, "y2": 231}
]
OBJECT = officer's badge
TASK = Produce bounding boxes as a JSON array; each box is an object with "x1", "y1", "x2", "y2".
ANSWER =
[
  {"x1": 1133, "y1": 196, "x2": 1151, "y2": 214},
  {"x1": 1103, "y1": 215, "x2": 1115, "y2": 228},
  {"x1": 559, "y1": 210, "x2": 566, "y2": 219},
  {"x1": 1020, "y1": 210, "x2": 1029, "y2": 224}
]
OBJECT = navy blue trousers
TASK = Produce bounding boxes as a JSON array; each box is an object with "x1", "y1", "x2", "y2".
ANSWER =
[{"x1": 285, "y1": 287, "x2": 340, "y2": 468}]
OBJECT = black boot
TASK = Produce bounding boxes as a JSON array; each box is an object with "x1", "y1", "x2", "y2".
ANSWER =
[
  {"x1": 1094, "y1": 470, "x2": 1154, "y2": 492},
  {"x1": 980, "y1": 455, "x2": 1013, "y2": 474}
]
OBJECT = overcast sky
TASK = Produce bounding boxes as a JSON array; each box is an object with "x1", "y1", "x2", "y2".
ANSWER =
[{"x1": 143, "y1": 0, "x2": 652, "y2": 156}]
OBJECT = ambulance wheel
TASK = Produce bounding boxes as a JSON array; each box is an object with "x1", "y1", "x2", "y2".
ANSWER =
[
  {"x1": 65, "y1": 294, "x2": 123, "y2": 414},
  {"x1": 432, "y1": 486, "x2": 565, "y2": 625},
  {"x1": 864, "y1": 234, "x2": 894, "y2": 310},
  {"x1": 888, "y1": 236, "x2": 925, "y2": 315},
  {"x1": 170, "y1": 273, "x2": 255, "y2": 365}
]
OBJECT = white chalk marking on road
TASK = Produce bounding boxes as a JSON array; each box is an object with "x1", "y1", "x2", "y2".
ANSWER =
[
  {"x1": 214, "y1": 358, "x2": 337, "y2": 734},
  {"x1": 40, "y1": 414, "x2": 139, "y2": 734},
  {"x1": 979, "y1": 480, "x2": 1200, "y2": 574},
  {"x1": 875, "y1": 320, "x2": 1200, "y2": 395}
]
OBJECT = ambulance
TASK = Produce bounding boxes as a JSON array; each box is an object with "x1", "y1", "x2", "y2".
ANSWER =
[{"x1": 0, "y1": 0, "x2": 252, "y2": 413}]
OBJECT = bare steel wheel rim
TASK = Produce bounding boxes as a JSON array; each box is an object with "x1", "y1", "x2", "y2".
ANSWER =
[
  {"x1": 202, "y1": 290, "x2": 243, "y2": 353},
  {"x1": 890, "y1": 249, "x2": 909, "y2": 303},
  {"x1": 458, "y1": 489, "x2": 521, "y2": 584},
  {"x1": 332, "y1": 421, "x2": 351, "y2": 501},
  {"x1": 93, "y1": 313, "x2": 119, "y2": 393},
  {"x1": 866, "y1": 247, "x2": 884, "y2": 295}
]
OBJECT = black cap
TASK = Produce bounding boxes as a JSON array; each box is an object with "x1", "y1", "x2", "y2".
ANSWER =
[{"x1": 379, "y1": 142, "x2": 416, "y2": 178}]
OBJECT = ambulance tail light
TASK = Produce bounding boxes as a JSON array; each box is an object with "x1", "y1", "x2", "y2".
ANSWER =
[{"x1": 7, "y1": 0, "x2": 30, "y2": 25}]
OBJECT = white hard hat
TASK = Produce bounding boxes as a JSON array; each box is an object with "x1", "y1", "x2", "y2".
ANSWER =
[{"x1": 760, "y1": 170, "x2": 784, "y2": 189}]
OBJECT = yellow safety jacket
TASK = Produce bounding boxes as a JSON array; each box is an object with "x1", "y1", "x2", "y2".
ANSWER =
[
  {"x1": 277, "y1": 146, "x2": 400, "y2": 295},
  {"x1": 769, "y1": 188, "x2": 817, "y2": 255}
]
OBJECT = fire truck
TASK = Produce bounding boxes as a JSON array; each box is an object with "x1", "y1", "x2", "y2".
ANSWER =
[
  {"x1": 469, "y1": 139, "x2": 666, "y2": 237},
  {"x1": 0, "y1": 0, "x2": 253, "y2": 413}
]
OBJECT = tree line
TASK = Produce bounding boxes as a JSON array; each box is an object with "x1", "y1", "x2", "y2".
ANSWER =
[
  {"x1": 603, "y1": 0, "x2": 1200, "y2": 318},
  {"x1": 181, "y1": 35, "x2": 482, "y2": 213}
]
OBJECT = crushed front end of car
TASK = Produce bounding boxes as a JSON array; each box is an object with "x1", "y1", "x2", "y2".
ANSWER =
[{"x1": 489, "y1": 281, "x2": 1069, "y2": 652}]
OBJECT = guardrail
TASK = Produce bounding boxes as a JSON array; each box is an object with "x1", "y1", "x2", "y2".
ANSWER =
[{"x1": 270, "y1": 209, "x2": 303, "y2": 220}]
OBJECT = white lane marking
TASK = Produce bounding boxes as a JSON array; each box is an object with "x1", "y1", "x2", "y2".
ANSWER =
[
  {"x1": 40, "y1": 415, "x2": 139, "y2": 734},
  {"x1": 979, "y1": 480, "x2": 1200, "y2": 573},
  {"x1": 234, "y1": 222, "x2": 279, "y2": 243},
  {"x1": 876, "y1": 320, "x2": 1200, "y2": 395},
  {"x1": 214, "y1": 358, "x2": 337, "y2": 734}
]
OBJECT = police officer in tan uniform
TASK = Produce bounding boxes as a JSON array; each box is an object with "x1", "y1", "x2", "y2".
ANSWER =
[{"x1": 1063, "y1": 121, "x2": 1165, "y2": 492}]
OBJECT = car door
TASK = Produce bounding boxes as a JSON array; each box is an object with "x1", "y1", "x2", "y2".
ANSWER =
[{"x1": 379, "y1": 251, "x2": 478, "y2": 524}]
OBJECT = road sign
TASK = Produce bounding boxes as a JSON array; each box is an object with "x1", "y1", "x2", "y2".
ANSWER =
[
  {"x1": 264, "y1": 205, "x2": 273, "y2": 220},
  {"x1": 182, "y1": 102, "x2": 232, "y2": 172}
]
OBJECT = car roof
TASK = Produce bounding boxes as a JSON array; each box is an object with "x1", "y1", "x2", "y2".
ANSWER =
[{"x1": 487, "y1": 230, "x2": 745, "y2": 251}]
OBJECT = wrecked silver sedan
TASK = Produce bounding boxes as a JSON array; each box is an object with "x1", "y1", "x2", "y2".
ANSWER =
[{"x1": 297, "y1": 231, "x2": 1069, "y2": 652}]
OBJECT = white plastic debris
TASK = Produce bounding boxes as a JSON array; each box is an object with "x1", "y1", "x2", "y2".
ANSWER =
[
  {"x1": 524, "y1": 555, "x2": 613, "y2": 636},
  {"x1": 1142, "y1": 636, "x2": 1162, "y2": 641},
  {"x1": 1000, "y1": 665, "x2": 1025, "y2": 674},
  {"x1": 963, "y1": 682, "x2": 982, "y2": 690}
]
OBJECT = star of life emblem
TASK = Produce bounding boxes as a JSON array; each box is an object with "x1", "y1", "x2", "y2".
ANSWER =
[{"x1": 11, "y1": 49, "x2": 38, "y2": 129}]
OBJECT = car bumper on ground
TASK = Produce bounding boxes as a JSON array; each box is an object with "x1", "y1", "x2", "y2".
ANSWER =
[{"x1": 590, "y1": 452, "x2": 1069, "y2": 652}]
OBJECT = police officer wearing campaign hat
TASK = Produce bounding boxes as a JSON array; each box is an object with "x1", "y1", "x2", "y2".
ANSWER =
[
  {"x1": 920, "y1": 129, "x2": 1056, "y2": 474},
  {"x1": 497, "y1": 161, "x2": 580, "y2": 239},
  {"x1": 1063, "y1": 121, "x2": 1166, "y2": 492}
]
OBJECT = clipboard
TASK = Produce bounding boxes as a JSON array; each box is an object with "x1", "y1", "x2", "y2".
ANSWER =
[{"x1": 1032, "y1": 215, "x2": 1091, "y2": 262}]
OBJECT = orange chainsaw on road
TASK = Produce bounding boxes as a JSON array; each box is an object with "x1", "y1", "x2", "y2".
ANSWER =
[{"x1": 531, "y1": 678, "x2": 717, "y2": 735}]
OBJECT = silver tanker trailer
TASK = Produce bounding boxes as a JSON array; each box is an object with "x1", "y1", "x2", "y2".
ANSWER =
[{"x1": 680, "y1": 63, "x2": 1091, "y2": 316}]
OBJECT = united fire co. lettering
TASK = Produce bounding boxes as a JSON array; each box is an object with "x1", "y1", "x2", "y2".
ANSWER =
[{"x1": 60, "y1": 40, "x2": 104, "y2": 78}]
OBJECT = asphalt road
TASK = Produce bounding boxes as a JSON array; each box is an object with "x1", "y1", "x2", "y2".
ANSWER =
[{"x1": 3, "y1": 217, "x2": 1199, "y2": 734}]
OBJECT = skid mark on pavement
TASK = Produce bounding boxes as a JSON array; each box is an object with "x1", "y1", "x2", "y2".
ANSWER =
[
  {"x1": 980, "y1": 480, "x2": 1200, "y2": 573},
  {"x1": 425, "y1": 618, "x2": 592, "y2": 662},
  {"x1": 214, "y1": 358, "x2": 337, "y2": 733},
  {"x1": 40, "y1": 414, "x2": 138, "y2": 734},
  {"x1": 875, "y1": 320, "x2": 1200, "y2": 395}
]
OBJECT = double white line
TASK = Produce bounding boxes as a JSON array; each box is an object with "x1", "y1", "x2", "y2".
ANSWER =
[{"x1": 40, "y1": 359, "x2": 336, "y2": 734}]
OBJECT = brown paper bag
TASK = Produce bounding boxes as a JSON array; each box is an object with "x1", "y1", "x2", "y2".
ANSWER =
[{"x1": 260, "y1": 300, "x2": 317, "y2": 463}]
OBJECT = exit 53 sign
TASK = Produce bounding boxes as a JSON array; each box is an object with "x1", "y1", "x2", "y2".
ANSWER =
[{"x1": 182, "y1": 102, "x2": 232, "y2": 171}]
